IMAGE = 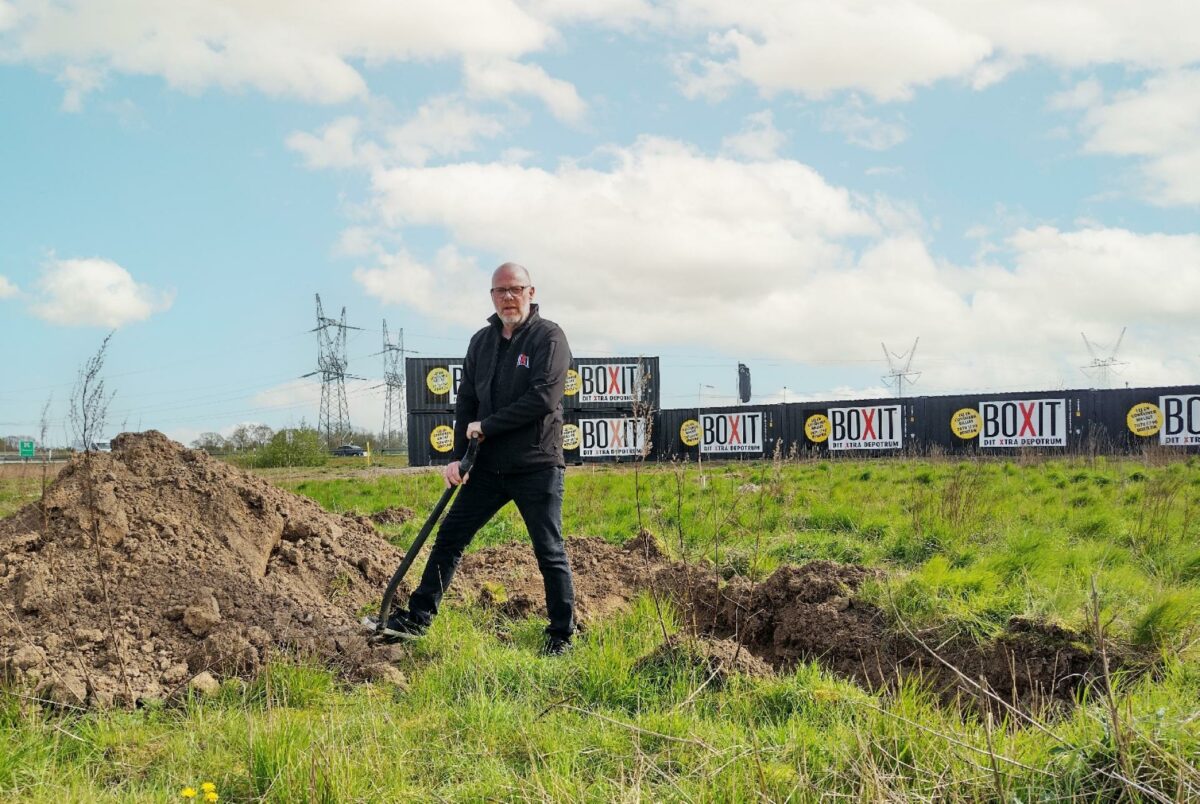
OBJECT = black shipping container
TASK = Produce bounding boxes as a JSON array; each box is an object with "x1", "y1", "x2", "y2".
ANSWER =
[
  {"x1": 407, "y1": 412, "x2": 458, "y2": 466},
  {"x1": 781, "y1": 398, "x2": 921, "y2": 456},
  {"x1": 1091, "y1": 385, "x2": 1200, "y2": 453},
  {"x1": 406, "y1": 358, "x2": 466, "y2": 413},
  {"x1": 570, "y1": 410, "x2": 657, "y2": 463},
  {"x1": 921, "y1": 390, "x2": 1092, "y2": 455},
  {"x1": 658, "y1": 405, "x2": 781, "y2": 461},
  {"x1": 406, "y1": 411, "x2": 648, "y2": 467},
  {"x1": 565, "y1": 357, "x2": 660, "y2": 412},
  {"x1": 407, "y1": 355, "x2": 660, "y2": 414}
]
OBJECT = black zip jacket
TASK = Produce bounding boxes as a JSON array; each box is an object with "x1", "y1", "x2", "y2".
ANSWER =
[{"x1": 453, "y1": 304, "x2": 572, "y2": 472}]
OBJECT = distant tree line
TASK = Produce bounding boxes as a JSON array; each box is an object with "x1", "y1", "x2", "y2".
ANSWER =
[{"x1": 190, "y1": 423, "x2": 406, "y2": 468}]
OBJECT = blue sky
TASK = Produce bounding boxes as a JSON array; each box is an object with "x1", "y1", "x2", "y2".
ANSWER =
[{"x1": 1, "y1": 1, "x2": 1198, "y2": 445}]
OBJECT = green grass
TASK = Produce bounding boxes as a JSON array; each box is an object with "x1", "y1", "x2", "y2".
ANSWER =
[
  {"x1": 277, "y1": 456, "x2": 1200, "y2": 645},
  {"x1": 1, "y1": 600, "x2": 1198, "y2": 801},
  {"x1": 3, "y1": 455, "x2": 1200, "y2": 799}
]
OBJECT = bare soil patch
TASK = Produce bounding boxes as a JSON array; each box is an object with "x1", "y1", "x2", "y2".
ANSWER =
[
  {"x1": 455, "y1": 533, "x2": 1123, "y2": 712},
  {"x1": 0, "y1": 432, "x2": 406, "y2": 708}
]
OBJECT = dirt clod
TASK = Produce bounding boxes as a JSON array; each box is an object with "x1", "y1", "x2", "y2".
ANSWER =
[
  {"x1": 636, "y1": 635, "x2": 773, "y2": 685},
  {"x1": 370, "y1": 507, "x2": 415, "y2": 526},
  {"x1": 0, "y1": 431, "x2": 406, "y2": 708},
  {"x1": 189, "y1": 671, "x2": 220, "y2": 696}
]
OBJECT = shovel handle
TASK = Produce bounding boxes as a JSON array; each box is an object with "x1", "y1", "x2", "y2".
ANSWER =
[{"x1": 375, "y1": 436, "x2": 480, "y2": 631}]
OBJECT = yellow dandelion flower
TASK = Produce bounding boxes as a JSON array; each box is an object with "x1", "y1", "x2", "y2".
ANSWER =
[
  {"x1": 200, "y1": 782, "x2": 216, "y2": 793},
  {"x1": 181, "y1": 788, "x2": 197, "y2": 799},
  {"x1": 204, "y1": 793, "x2": 219, "y2": 803}
]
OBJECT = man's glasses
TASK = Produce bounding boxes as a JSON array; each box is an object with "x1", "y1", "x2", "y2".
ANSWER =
[{"x1": 490, "y1": 285, "x2": 529, "y2": 298}]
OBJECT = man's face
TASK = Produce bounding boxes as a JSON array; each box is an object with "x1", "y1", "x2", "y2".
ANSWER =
[{"x1": 491, "y1": 268, "x2": 535, "y2": 327}]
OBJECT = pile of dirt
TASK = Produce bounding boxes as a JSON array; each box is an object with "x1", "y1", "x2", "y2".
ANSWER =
[
  {"x1": 455, "y1": 534, "x2": 1121, "y2": 712},
  {"x1": 370, "y1": 507, "x2": 415, "y2": 526},
  {"x1": 0, "y1": 432, "x2": 407, "y2": 708},
  {"x1": 667, "y1": 559, "x2": 1112, "y2": 712},
  {"x1": 634, "y1": 635, "x2": 773, "y2": 685}
]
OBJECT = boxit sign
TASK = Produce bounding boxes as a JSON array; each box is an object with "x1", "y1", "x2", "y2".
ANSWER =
[
  {"x1": 700, "y1": 412, "x2": 763, "y2": 454},
  {"x1": 979, "y1": 399, "x2": 1066, "y2": 448},
  {"x1": 578, "y1": 363, "x2": 642, "y2": 404},
  {"x1": 1160, "y1": 395, "x2": 1200, "y2": 445},
  {"x1": 580, "y1": 417, "x2": 647, "y2": 457},
  {"x1": 828, "y1": 405, "x2": 903, "y2": 450}
]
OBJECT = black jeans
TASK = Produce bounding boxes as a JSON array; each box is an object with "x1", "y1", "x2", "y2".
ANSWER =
[{"x1": 408, "y1": 466, "x2": 576, "y2": 639}]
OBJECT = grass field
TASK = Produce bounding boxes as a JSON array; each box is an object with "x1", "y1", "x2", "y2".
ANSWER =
[{"x1": 2, "y1": 455, "x2": 1200, "y2": 801}]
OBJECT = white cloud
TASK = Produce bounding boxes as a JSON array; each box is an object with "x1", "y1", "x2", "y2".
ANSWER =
[
  {"x1": 463, "y1": 57, "x2": 586, "y2": 123},
  {"x1": 720, "y1": 110, "x2": 784, "y2": 160},
  {"x1": 1049, "y1": 78, "x2": 1104, "y2": 111},
  {"x1": 309, "y1": 136, "x2": 1200, "y2": 390},
  {"x1": 353, "y1": 244, "x2": 486, "y2": 328},
  {"x1": 1, "y1": 0, "x2": 553, "y2": 105},
  {"x1": 822, "y1": 96, "x2": 908, "y2": 150},
  {"x1": 1076, "y1": 70, "x2": 1200, "y2": 205},
  {"x1": 287, "y1": 117, "x2": 370, "y2": 170},
  {"x1": 0, "y1": 274, "x2": 17, "y2": 298},
  {"x1": 384, "y1": 97, "x2": 506, "y2": 165},
  {"x1": 523, "y1": 0, "x2": 663, "y2": 28},
  {"x1": 55, "y1": 63, "x2": 103, "y2": 111},
  {"x1": 668, "y1": 1, "x2": 1200, "y2": 100},
  {"x1": 30, "y1": 257, "x2": 174, "y2": 327},
  {"x1": 671, "y1": 1, "x2": 992, "y2": 102},
  {"x1": 288, "y1": 99, "x2": 505, "y2": 170}
]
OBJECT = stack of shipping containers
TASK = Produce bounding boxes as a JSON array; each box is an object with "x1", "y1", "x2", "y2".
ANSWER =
[
  {"x1": 405, "y1": 358, "x2": 463, "y2": 466},
  {"x1": 564, "y1": 358, "x2": 660, "y2": 465},
  {"x1": 405, "y1": 356, "x2": 662, "y2": 466}
]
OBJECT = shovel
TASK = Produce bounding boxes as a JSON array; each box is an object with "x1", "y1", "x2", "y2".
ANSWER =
[{"x1": 363, "y1": 435, "x2": 480, "y2": 641}]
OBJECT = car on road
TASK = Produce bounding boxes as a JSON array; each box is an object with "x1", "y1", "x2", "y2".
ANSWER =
[{"x1": 330, "y1": 443, "x2": 366, "y2": 457}]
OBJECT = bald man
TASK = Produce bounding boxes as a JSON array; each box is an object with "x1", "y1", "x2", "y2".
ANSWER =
[{"x1": 380, "y1": 262, "x2": 576, "y2": 655}]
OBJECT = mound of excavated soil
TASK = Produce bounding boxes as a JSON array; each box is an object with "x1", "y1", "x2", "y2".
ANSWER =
[
  {"x1": 370, "y1": 507, "x2": 415, "y2": 526},
  {"x1": 454, "y1": 534, "x2": 1123, "y2": 712},
  {"x1": 0, "y1": 432, "x2": 406, "y2": 708}
]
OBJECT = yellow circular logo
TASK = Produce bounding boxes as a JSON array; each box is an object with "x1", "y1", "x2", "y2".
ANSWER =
[
  {"x1": 805, "y1": 414, "x2": 830, "y2": 443},
  {"x1": 562, "y1": 423, "x2": 580, "y2": 450},
  {"x1": 1127, "y1": 402, "x2": 1163, "y2": 437},
  {"x1": 426, "y1": 367, "x2": 452, "y2": 396},
  {"x1": 950, "y1": 408, "x2": 981, "y2": 439},
  {"x1": 429, "y1": 425, "x2": 454, "y2": 453},
  {"x1": 564, "y1": 369, "x2": 580, "y2": 396},
  {"x1": 679, "y1": 419, "x2": 701, "y2": 447}
]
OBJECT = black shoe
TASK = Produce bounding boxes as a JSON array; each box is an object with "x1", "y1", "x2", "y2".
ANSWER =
[
  {"x1": 363, "y1": 608, "x2": 428, "y2": 643},
  {"x1": 541, "y1": 636, "x2": 572, "y2": 657}
]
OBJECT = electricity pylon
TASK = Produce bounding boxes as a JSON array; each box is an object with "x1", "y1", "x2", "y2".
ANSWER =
[
  {"x1": 1080, "y1": 327, "x2": 1127, "y2": 388},
  {"x1": 881, "y1": 338, "x2": 921, "y2": 397}
]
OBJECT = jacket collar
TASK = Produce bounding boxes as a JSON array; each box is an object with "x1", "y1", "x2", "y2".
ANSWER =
[{"x1": 487, "y1": 303, "x2": 541, "y2": 336}]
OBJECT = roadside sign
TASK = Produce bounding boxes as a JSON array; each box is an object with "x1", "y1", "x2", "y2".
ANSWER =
[{"x1": 19, "y1": 440, "x2": 35, "y2": 458}]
